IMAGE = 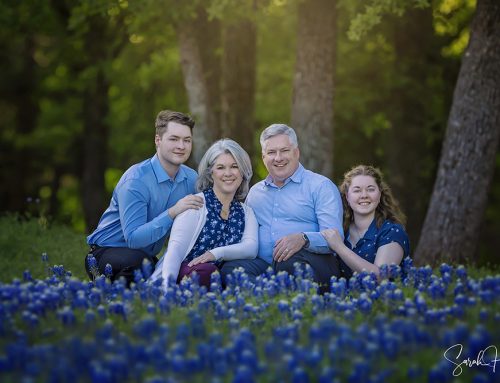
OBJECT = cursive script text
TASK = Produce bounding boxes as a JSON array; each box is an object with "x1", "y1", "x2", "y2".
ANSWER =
[{"x1": 443, "y1": 344, "x2": 499, "y2": 376}]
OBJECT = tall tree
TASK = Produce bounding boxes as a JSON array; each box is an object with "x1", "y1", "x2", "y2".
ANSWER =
[
  {"x1": 221, "y1": 17, "x2": 257, "y2": 160},
  {"x1": 177, "y1": 7, "x2": 222, "y2": 164},
  {"x1": 291, "y1": 0, "x2": 336, "y2": 178},
  {"x1": 177, "y1": 2, "x2": 257, "y2": 165},
  {"x1": 415, "y1": 0, "x2": 500, "y2": 265},
  {"x1": 67, "y1": 2, "x2": 130, "y2": 231},
  {"x1": 0, "y1": 2, "x2": 52, "y2": 213}
]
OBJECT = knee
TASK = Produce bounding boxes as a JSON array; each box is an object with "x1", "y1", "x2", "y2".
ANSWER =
[
  {"x1": 219, "y1": 261, "x2": 237, "y2": 277},
  {"x1": 274, "y1": 258, "x2": 296, "y2": 274}
]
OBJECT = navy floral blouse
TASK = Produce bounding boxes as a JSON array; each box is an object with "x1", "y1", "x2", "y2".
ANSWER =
[
  {"x1": 184, "y1": 188, "x2": 245, "y2": 263},
  {"x1": 341, "y1": 219, "x2": 410, "y2": 279}
]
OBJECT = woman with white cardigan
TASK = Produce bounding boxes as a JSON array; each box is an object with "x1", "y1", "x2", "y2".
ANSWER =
[{"x1": 150, "y1": 139, "x2": 258, "y2": 289}]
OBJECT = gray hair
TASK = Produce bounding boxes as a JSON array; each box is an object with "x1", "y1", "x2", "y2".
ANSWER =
[
  {"x1": 259, "y1": 123, "x2": 298, "y2": 151},
  {"x1": 196, "y1": 139, "x2": 253, "y2": 201}
]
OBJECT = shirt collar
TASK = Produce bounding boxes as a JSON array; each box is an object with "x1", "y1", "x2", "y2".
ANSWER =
[
  {"x1": 264, "y1": 163, "x2": 304, "y2": 187},
  {"x1": 151, "y1": 154, "x2": 187, "y2": 184},
  {"x1": 346, "y1": 218, "x2": 378, "y2": 243},
  {"x1": 364, "y1": 219, "x2": 378, "y2": 240}
]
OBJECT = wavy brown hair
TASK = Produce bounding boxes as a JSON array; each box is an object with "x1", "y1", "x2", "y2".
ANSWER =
[{"x1": 340, "y1": 164, "x2": 406, "y2": 233}]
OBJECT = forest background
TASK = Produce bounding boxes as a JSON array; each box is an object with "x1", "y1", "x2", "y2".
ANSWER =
[{"x1": 1, "y1": 0, "x2": 498, "y2": 267}]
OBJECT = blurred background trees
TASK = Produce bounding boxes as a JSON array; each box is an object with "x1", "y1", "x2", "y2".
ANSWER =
[{"x1": 1, "y1": 0, "x2": 498, "y2": 266}]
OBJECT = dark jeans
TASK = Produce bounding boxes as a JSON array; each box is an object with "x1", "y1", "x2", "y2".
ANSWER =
[
  {"x1": 273, "y1": 248, "x2": 340, "y2": 292},
  {"x1": 85, "y1": 246, "x2": 157, "y2": 285},
  {"x1": 177, "y1": 261, "x2": 218, "y2": 288},
  {"x1": 219, "y1": 257, "x2": 270, "y2": 285}
]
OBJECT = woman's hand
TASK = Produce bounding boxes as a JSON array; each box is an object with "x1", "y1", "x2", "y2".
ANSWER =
[
  {"x1": 187, "y1": 251, "x2": 216, "y2": 267},
  {"x1": 321, "y1": 228, "x2": 344, "y2": 252}
]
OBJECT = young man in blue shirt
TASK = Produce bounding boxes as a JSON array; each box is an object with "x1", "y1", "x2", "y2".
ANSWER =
[
  {"x1": 220, "y1": 124, "x2": 344, "y2": 289},
  {"x1": 85, "y1": 110, "x2": 203, "y2": 284}
]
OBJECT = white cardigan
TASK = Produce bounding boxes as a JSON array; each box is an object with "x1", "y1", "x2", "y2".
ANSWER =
[{"x1": 150, "y1": 192, "x2": 258, "y2": 288}]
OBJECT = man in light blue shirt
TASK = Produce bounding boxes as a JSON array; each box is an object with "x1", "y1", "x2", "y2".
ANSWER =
[
  {"x1": 220, "y1": 124, "x2": 343, "y2": 289},
  {"x1": 86, "y1": 110, "x2": 203, "y2": 284}
]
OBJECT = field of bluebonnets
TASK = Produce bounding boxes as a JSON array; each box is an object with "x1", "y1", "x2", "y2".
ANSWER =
[{"x1": 0, "y1": 216, "x2": 499, "y2": 383}]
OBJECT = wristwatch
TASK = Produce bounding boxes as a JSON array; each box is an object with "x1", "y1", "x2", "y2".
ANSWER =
[{"x1": 301, "y1": 233, "x2": 310, "y2": 248}]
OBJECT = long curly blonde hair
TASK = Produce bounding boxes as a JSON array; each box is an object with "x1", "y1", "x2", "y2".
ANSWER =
[{"x1": 340, "y1": 164, "x2": 406, "y2": 234}]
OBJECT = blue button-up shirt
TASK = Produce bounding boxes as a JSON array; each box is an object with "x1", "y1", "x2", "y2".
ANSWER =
[
  {"x1": 87, "y1": 154, "x2": 197, "y2": 257},
  {"x1": 246, "y1": 163, "x2": 343, "y2": 264},
  {"x1": 341, "y1": 219, "x2": 410, "y2": 279}
]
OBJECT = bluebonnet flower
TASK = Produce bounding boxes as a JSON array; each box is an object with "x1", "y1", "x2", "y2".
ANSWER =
[
  {"x1": 22, "y1": 270, "x2": 32, "y2": 282},
  {"x1": 104, "y1": 263, "x2": 113, "y2": 278},
  {"x1": 319, "y1": 366, "x2": 337, "y2": 383},
  {"x1": 97, "y1": 304, "x2": 107, "y2": 318},
  {"x1": 95, "y1": 275, "x2": 107, "y2": 290},
  {"x1": 357, "y1": 293, "x2": 373, "y2": 314},
  {"x1": 232, "y1": 365, "x2": 254, "y2": 383},
  {"x1": 292, "y1": 367, "x2": 309, "y2": 383},
  {"x1": 84, "y1": 309, "x2": 96, "y2": 325},
  {"x1": 277, "y1": 299, "x2": 290, "y2": 314},
  {"x1": 456, "y1": 265, "x2": 467, "y2": 280},
  {"x1": 414, "y1": 293, "x2": 427, "y2": 313},
  {"x1": 133, "y1": 269, "x2": 143, "y2": 284},
  {"x1": 142, "y1": 259, "x2": 153, "y2": 279},
  {"x1": 439, "y1": 263, "x2": 453, "y2": 276},
  {"x1": 57, "y1": 306, "x2": 76, "y2": 326}
]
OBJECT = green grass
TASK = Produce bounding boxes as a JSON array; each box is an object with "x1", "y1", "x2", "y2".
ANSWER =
[
  {"x1": 1, "y1": 213, "x2": 497, "y2": 283},
  {"x1": 0, "y1": 214, "x2": 88, "y2": 282}
]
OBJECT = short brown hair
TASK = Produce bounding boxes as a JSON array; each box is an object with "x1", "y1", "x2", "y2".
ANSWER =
[{"x1": 155, "y1": 110, "x2": 195, "y2": 137}]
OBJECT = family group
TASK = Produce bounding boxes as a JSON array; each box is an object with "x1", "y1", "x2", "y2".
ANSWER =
[{"x1": 85, "y1": 109, "x2": 410, "y2": 291}]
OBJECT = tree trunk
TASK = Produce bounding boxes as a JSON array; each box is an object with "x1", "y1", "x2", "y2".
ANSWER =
[
  {"x1": 81, "y1": 16, "x2": 110, "y2": 231},
  {"x1": 177, "y1": 8, "x2": 221, "y2": 165},
  {"x1": 4, "y1": 35, "x2": 39, "y2": 213},
  {"x1": 221, "y1": 19, "x2": 257, "y2": 161},
  {"x1": 291, "y1": 0, "x2": 336, "y2": 178},
  {"x1": 414, "y1": 0, "x2": 500, "y2": 265}
]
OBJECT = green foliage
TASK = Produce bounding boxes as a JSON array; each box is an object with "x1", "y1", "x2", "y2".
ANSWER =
[
  {"x1": 1, "y1": 0, "x2": 498, "y2": 266},
  {"x1": 0, "y1": 214, "x2": 87, "y2": 282},
  {"x1": 342, "y1": 0, "x2": 431, "y2": 41}
]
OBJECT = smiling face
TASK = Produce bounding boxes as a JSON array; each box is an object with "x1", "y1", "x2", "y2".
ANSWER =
[
  {"x1": 346, "y1": 175, "x2": 381, "y2": 218},
  {"x1": 211, "y1": 153, "x2": 243, "y2": 199},
  {"x1": 262, "y1": 134, "x2": 300, "y2": 187},
  {"x1": 155, "y1": 121, "x2": 192, "y2": 172}
]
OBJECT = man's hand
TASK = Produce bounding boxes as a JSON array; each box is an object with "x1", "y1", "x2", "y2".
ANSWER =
[
  {"x1": 188, "y1": 251, "x2": 215, "y2": 267},
  {"x1": 273, "y1": 233, "x2": 306, "y2": 262},
  {"x1": 168, "y1": 194, "x2": 204, "y2": 219}
]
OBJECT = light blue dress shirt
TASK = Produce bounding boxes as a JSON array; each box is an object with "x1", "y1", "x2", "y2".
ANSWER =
[
  {"x1": 87, "y1": 154, "x2": 197, "y2": 257},
  {"x1": 246, "y1": 163, "x2": 344, "y2": 264}
]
